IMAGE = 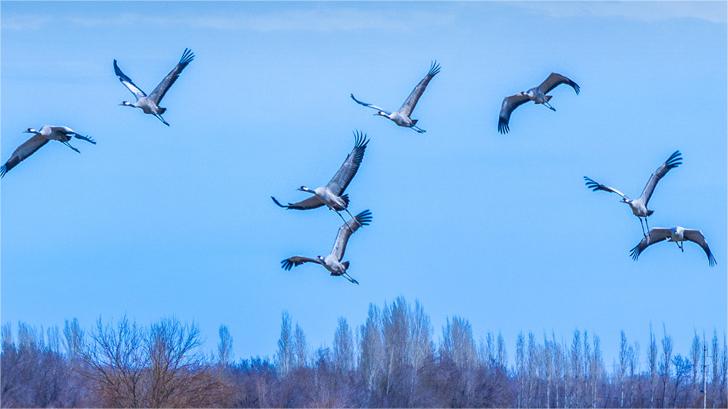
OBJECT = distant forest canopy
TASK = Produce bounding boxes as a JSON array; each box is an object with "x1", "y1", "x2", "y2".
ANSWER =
[{"x1": 1, "y1": 297, "x2": 726, "y2": 408}]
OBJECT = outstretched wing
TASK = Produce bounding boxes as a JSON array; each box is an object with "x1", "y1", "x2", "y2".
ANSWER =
[
  {"x1": 271, "y1": 195, "x2": 325, "y2": 210},
  {"x1": 350, "y1": 94, "x2": 389, "y2": 114},
  {"x1": 538, "y1": 73, "x2": 580, "y2": 95},
  {"x1": 0, "y1": 134, "x2": 49, "y2": 178},
  {"x1": 498, "y1": 94, "x2": 531, "y2": 134},
  {"x1": 684, "y1": 229, "x2": 717, "y2": 267},
  {"x1": 583, "y1": 176, "x2": 629, "y2": 199},
  {"x1": 629, "y1": 228, "x2": 672, "y2": 260},
  {"x1": 149, "y1": 48, "x2": 195, "y2": 105},
  {"x1": 326, "y1": 131, "x2": 369, "y2": 195},
  {"x1": 113, "y1": 59, "x2": 147, "y2": 99},
  {"x1": 331, "y1": 209, "x2": 372, "y2": 261},
  {"x1": 399, "y1": 61, "x2": 440, "y2": 117},
  {"x1": 639, "y1": 150, "x2": 682, "y2": 205},
  {"x1": 281, "y1": 256, "x2": 322, "y2": 271}
]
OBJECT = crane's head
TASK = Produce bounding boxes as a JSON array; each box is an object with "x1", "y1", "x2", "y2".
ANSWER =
[
  {"x1": 24, "y1": 128, "x2": 38, "y2": 134},
  {"x1": 119, "y1": 101, "x2": 135, "y2": 108},
  {"x1": 317, "y1": 255, "x2": 325, "y2": 263},
  {"x1": 298, "y1": 186, "x2": 314, "y2": 194},
  {"x1": 375, "y1": 111, "x2": 389, "y2": 118},
  {"x1": 620, "y1": 198, "x2": 630, "y2": 204}
]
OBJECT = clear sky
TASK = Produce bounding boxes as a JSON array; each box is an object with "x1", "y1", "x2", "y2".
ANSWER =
[{"x1": 1, "y1": 1, "x2": 726, "y2": 365}]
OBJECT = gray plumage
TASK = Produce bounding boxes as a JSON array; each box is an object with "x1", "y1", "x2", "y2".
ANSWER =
[
  {"x1": 271, "y1": 131, "x2": 369, "y2": 223},
  {"x1": 498, "y1": 72, "x2": 580, "y2": 134},
  {"x1": 584, "y1": 150, "x2": 682, "y2": 236},
  {"x1": 1, "y1": 126, "x2": 95, "y2": 178},
  {"x1": 630, "y1": 226, "x2": 716, "y2": 267},
  {"x1": 114, "y1": 48, "x2": 194, "y2": 126},
  {"x1": 351, "y1": 61, "x2": 440, "y2": 134},
  {"x1": 281, "y1": 209, "x2": 373, "y2": 284}
]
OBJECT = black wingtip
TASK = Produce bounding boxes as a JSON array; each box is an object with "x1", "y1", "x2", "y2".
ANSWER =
[
  {"x1": 708, "y1": 253, "x2": 717, "y2": 267},
  {"x1": 0, "y1": 165, "x2": 6, "y2": 178},
  {"x1": 665, "y1": 150, "x2": 682, "y2": 168},
  {"x1": 497, "y1": 119, "x2": 510, "y2": 134},
  {"x1": 353, "y1": 130, "x2": 370, "y2": 149},
  {"x1": 350, "y1": 93, "x2": 365, "y2": 105},
  {"x1": 573, "y1": 83, "x2": 581, "y2": 95},
  {"x1": 354, "y1": 209, "x2": 373, "y2": 227},
  {"x1": 629, "y1": 246, "x2": 641, "y2": 261},
  {"x1": 271, "y1": 196, "x2": 289, "y2": 209},
  {"x1": 583, "y1": 176, "x2": 601, "y2": 191},
  {"x1": 429, "y1": 60, "x2": 441, "y2": 77},
  {"x1": 180, "y1": 48, "x2": 195, "y2": 65},
  {"x1": 281, "y1": 259, "x2": 293, "y2": 271},
  {"x1": 113, "y1": 59, "x2": 124, "y2": 77}
]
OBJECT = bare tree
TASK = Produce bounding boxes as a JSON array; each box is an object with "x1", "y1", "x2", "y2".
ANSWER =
[
  {"x1": 80, "y1": 317, "x2": 146, "y2": 407},
  {"x1": 333, "y1": 318, "x2": 354, "y2": 373},
  {"x1": 218, "y1": 325, "x2": 234, "y2": 366},
  {"x1": 659, "y1": 326, "x2": 673, "y2": 408},
  {"x1": 274, "y1": 312, "x2": 294, "y2": 377}
]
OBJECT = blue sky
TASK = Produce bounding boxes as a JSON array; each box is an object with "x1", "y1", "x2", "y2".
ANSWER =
[{"x1": 1, "y1": 1, "x2": 726, "y2": 365}]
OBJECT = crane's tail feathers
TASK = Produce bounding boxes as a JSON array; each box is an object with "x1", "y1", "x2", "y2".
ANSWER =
[
  {"x1": 341, "y1": 194, "x2": 350, "y2": 208},
  {"x1": 342, "y1": 261, "x2": 350, "y2": 269},
  {"x1": 665, "y1": 150, "x2": 682, "y2": 169},
  {"x1": 646, "y1": 210, "x2": 654, "y2": 216},
  {"x1": 271, "y1": 196, "x2": 290, "y2": 209},
  {"x1": 354, "y1": 209, "x2": 373, "y2": 227},
  {"x1": 428, "y1": 61, "x2": 441, "y2": 77},
  {"x1": 545, "y1": 95, "x2": 553, "y2": 102},
  {"x1": 158, "y1": 107, "x2": 167, "y2": 114},
  {"x1": 179, "y1": 48, "x2": 195, "y2": 66}
]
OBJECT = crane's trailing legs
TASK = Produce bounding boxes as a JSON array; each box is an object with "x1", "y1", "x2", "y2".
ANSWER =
[
  {"x1": 544, "y1": 101, "x2": 556, "y2": 111},
  {"x1": 154, "y1": 114, "x2": 170, "y2": 126},
  {"x1": 674, "y1": 240, "x2": 684, "y2": 252},
  {"x1": 342, "y1": 272, "x2": 359, "y2": 285},
  {"x1": 412, "y1": 126, "x2": 426, "y2": 134},
  {"x1": 332, "y1": 209, "x2": 355, "y2": 230},
  {"x1": 62, "y1": 141, "x2": 80, "y2": 153}
]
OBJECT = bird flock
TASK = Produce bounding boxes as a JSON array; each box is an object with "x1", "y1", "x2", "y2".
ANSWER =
[{"x1": 1, "y1": 48, "x2": 716, "y2": 285}]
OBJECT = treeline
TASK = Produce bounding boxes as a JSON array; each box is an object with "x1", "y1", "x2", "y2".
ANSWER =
[{"x1": 1, "y1": 297, "x2": 726, "y2": 408}]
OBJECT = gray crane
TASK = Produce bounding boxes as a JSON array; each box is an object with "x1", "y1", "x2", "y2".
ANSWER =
[
  {"x1": 281, "y1": 209, "x2": 372, "y2": 284},
  {"x1": 272, "y1": 131, "x2": 369, "y2": 226},
  {"x1": 584, "y1": 150, "x2": 682, "y2": 236},
  {"x1": 630, "y1": 226, "x2": 716, "y2": 266},
  {"x1": 114, "y1": 48, "x2": 194, "y2": 126},
  {"x1": 498, "y1": 73, "x2": 580, "y2": 134},
  {"x1": 1, "y1": 126, "x2": 95, "y2": 177},
  {"x1": 351, "y1": 61, "x2": 440, "y2": 133}
]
